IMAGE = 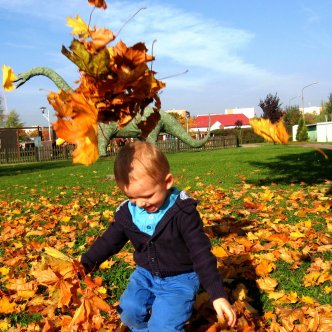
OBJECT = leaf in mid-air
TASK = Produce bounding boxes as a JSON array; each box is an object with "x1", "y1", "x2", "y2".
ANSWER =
[
  {"x1": 250, "y1": 118, "x2": 289, "y2": 144},
  {"x1": 67, "y1": 15, "x2": 90, "y2": 38},
  {"x1": 62, "y1": 40, "x2": 111, "y2": 77},
  {"x1": 2, "y1": 65, "x2": 17, "y2": 91},
  {"x1": 88, "y1": 0, "x2": 107, "y2": 9}
]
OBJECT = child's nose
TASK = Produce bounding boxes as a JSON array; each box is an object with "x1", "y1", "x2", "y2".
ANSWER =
[{"x1": 135, "y1": 199, "x2": 147, "y2": 208}]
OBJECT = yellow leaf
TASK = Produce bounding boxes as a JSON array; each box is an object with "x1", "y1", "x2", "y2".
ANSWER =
[
  {"x1": 61, "y1": 216, "x2": 71, "y2": 223},
  {"x1": 44, "y1": 247, "x2": 73, "y2": 262},
  {"x1": 324, "y1": 285, "x2": 332, "y2": 293},
  {"x1": 99, "y1": 259, "x2": 116, "y2": 269},
  {"x1": 212, "y1": 245, "x2": 228, "y2": 258},
  {"x1": 247, "y1": 231, "x2": 259, "y2": 241},
  {"x1": 67, "y1": 15, "x2": 90, "y2": 38},
  {"x1": 304, "y1": 220, "x2": 312, "y2": 228},
  {"x1": 256, "y1": 277, "x2": 278, "y2": 292},
  {"x1": 317, "y1": 244, "x2": 332, "y2": 253},
  {"x1": 0, "y1": 267, "x2": 10, "y2": 276},
  {"x1": 303, "y1": 271, "x2": 321, "y2": 286},
  {"x1": 56, "y1": 138, "x2": 66, "y2": 146},
  {"x1": 301, "y1": 295, "x2": 316, "y2": 304},
  {"x1": 102, "y1": 210, "x2": 113, "y2": 219},
  {"x1": 2, "y1": 65, "x2": 17, "y2": 91},
  {"x1": 0, "y1": 320, "x2": 11, "y2": 331},
  {"x1": 327, "y1": 223, "x2": 332, "y2": 232},
  {"x1": 268, "y1": 291, "x2": 285, "y2": 301},
  {"x1": 290, "y1": 230, "x2": 305, "y2": 239},
  {"x1": 97, "y1": 286, "x2": 107, "y2": 295},
  {"x1": 0, "y1": 296, "x2": 16, "y2": 314},
  {"x1": 287, "y1": 291, "x2": 298, "y2": 303}
]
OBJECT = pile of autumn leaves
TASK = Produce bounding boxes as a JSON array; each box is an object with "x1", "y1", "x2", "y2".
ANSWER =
[{"x1": 0, "y1": 179, "x2": 331, "y2": 331}]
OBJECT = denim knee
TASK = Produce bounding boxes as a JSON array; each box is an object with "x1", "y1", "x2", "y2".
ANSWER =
[{"x1": 118, "y1": 297, "x2": 149, "y2": 329}]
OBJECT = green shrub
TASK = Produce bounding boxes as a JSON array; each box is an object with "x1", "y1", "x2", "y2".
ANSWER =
[{"x1": 211, "y1": 128, "x2": 264, "y2": 144}]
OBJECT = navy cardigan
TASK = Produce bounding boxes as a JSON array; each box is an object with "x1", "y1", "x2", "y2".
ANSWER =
[{"x1": 81, "y1": 191, "x2": 227, "y2": 301}]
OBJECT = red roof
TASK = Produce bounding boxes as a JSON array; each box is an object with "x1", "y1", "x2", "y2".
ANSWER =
[{"x1": 191, "y1": 114, "x2": 250, "y2": 128}]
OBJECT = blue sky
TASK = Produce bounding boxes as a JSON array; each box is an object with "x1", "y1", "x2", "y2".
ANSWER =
[{"x1": 1, "y1": 0, "x2": 331, "y2": 127}]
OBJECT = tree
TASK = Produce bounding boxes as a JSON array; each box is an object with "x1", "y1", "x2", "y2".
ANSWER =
[
  {"x1": 296, "y1": 117, "x2": 308, "y2": 141},
  {"x1": 5, "y1": 110, "x2": 24, "y2": 128},
  {"x1": 283, "y1": 106, "x2": 301, "y2": 134},
  {"x1": 303, "y1": 112, "x2": 318, "y2": 125},
  {"x1": 259, "y1": 93, "x2": 285, "y2": 123},
  {"x1": 319, "y1": 93, "x2": 332, "y2": 122}
]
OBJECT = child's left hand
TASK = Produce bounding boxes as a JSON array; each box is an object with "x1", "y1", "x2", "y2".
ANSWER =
[{"x1": 212, "y1": 297, "x2": 237, "y2": 328}]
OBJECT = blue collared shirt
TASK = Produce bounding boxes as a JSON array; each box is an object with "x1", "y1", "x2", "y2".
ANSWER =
[{"x1": 128, "y1": 187, "x2": 180, "y2": 236}]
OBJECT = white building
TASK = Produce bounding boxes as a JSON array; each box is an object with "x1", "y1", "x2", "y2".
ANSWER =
[
  {"x1": 224, "y1": 107, "x2": 255, "y2": 119},
  {"x1": 292, "y1": 122, "x2": 332, "y2": 142},
  {"x1": 299, "y1": 106, "x2": 322, "y2": 115}
]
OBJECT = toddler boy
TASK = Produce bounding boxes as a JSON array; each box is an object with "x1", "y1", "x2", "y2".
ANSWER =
[{"x1": 81, "y1": 141, "x2": 236, "y2": 331}]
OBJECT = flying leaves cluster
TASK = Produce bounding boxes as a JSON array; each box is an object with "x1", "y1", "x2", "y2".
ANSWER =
[
  {"x1": 49, "y1": 5, "x2": 165, "y2": 166},
  {"x1": 1, "y1": 0, "x2": 165, "y2": 165}
]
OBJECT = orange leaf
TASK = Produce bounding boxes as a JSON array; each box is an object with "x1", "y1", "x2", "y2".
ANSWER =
[
  {"x1": 90, "y1": 27, "x2": 115, "y2": 50},
  {"x1": 256, "y1": 277, "x2": 278, "y2": 292},
  {"x1": 88, "y1": 0, "x2": 107, "y2": 9}
]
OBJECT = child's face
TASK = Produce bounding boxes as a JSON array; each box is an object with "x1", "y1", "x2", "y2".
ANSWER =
[{"x1": 121, "y1": 172, "x2": 174, "y2": 213}]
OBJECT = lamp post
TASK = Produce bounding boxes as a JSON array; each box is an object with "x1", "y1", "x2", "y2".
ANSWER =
[
  {"x1": 185, "y1": 111, "x2": 190, "y2": 133},
  {"x1": 301, "y1": 82, "x2": 319, "y2": 118},
  {"x1": 40, "y1": 106, "x2": 51, "y2": 141}
]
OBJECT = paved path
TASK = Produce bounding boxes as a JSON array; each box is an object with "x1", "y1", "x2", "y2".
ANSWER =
[{"x1": 290, "y1": 143, "x2": 332, "y2": 150}]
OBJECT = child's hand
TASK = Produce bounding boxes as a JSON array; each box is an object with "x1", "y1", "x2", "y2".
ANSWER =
[{"x1": 212, "y1": 297, "x2": 237, "y2": 328}]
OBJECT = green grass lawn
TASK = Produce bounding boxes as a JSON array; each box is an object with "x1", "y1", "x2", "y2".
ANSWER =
[
  {"x1": 2, "y1": 144, "x2": 331, "y2": 199},
  {"x1": 0, "y1": 143, "x2": 331, "y2": 330}
]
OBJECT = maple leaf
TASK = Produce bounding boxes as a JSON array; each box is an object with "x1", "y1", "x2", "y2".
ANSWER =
[
  {"x1": 32, "y1": 267, "x2": 74, "y2": 308},
  {"x1": 88, "y1": 0, "x2": 107, "y2": 9},
  {"x1": 256, "y1": 277, "x2": 278, "y2": 292},
  {"x1": 48, "y1": 90, "x2": 99, "y2": 165},
  {"x1": 0, "y1": 296, "x2": 16, "y2": 314},
  {"x1": 250, "y1": 118, "x2": 289, "y2": 144},
  {"x1": 2, "y1": 64, "x2": 17, "y2": 91},
  {"x1": 31, "y1": 247, "x2": 85, "y2": 308},
  {"x1": 7, "y1": 278, "x2": 38, "y2": 299},
  {"x1": 62, "y1": 39, "x2": 111, "y2": 77},
  {"x1": 68, "y1": 288, "x2": 111, "y2": 330},
  {"x1": 90, "y1": 27, "x2": 116, "y2": 51},
  {"x1": 67, "y1": 15, "x2": 90, "y2": 38}
]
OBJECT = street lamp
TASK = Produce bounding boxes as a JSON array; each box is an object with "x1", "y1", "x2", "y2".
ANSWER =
[
  {"x1": 301, "y1": 81, "x2": 319, "y2": 117},
  {"x1": 40, "y1": 106, "x2": 51, "y2": 141},
  {"x1": 185, "y1": 111, "x2": 190, "y2": 133}
]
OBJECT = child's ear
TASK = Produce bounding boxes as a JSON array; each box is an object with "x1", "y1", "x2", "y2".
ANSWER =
[{"x1": 165, "y1": 173, "x2": 174, "y2": 189}]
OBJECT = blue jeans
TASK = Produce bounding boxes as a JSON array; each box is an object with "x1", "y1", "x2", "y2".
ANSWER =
[{"x1": 118, "y1": 266, "x2": 200, "y2": 332}]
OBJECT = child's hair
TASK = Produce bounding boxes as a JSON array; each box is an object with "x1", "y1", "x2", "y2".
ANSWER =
[{"x1": 114, "y1": 140, "x2": 170, "y2": 187}]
